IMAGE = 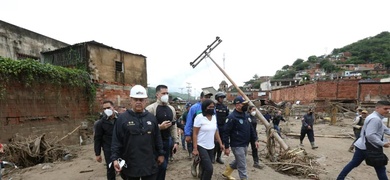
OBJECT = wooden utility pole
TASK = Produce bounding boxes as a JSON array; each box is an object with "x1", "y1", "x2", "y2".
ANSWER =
[
  {"x1": 331, "y1": 104, "x2": 338, "y2": 125},
  {"x1": 190, "y1": 37, "x2": 289, "y2": 151}
]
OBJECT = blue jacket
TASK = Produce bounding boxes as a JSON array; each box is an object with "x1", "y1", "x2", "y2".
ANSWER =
[
  {"x1": 223, "y1": 109, "x2": 258, "y2": 148},
  {"x1": 184, "y1": 102, "x2": 202, "y2": 136}
]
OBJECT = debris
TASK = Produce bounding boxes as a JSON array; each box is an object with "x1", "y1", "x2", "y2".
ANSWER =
[
  {"x1": 285, "y1": 132, "x2": 354, "y2": 139},
  {"x1": 56, "y1": 125, "x2": 81, "y2": 143},
  {"x1": 79, "y1": 169, "x2": 94, "y2": 173},
  {"x1": 265, "y1": 147, "x2": 326, "y2": 178},
  {"x1": 4, "y1": 134, "x2": 70, "y2": 168}
]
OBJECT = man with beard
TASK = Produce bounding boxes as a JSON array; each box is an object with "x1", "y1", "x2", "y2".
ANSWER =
[{"x1": 145, "y1": 84, "x2": 179, "y2": 180}]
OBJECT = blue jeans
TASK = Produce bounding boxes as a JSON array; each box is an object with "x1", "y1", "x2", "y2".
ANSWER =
[
  {"x1": 337, "y1": 147, "x2": 388, "y2": 180},
  {"x1": 274, "y1": 125, "x2": 281, "y2": 137},
  {"x1": 181, "y1": 134, "x2": 186, "y2": 149},
  {"x1": 157, "y1": 138, "x2": 172, "y2": 180}
]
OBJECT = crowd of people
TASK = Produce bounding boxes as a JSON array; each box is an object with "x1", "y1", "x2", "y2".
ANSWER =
[{"x1": 93, "y1": 84, "x2": 390, "y2": 180}]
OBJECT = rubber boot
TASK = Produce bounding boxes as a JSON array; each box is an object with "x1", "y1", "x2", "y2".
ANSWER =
[
  {"x1": 197, "y1": 164, "x2": 202, "y2": 178},
  {"x1": 191, "y1": 155, "x2": 200, "y2": 177},
  {"x1": 222, "y1": 165, "x2": 236, "y2": 180},
  {"x1": 311, "y1": 142, "x2": 318, "y2": 149}
]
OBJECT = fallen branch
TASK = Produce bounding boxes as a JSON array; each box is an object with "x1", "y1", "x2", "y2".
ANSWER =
[
  {"x1": 285, "y1": 133, "x2": 353, "y2": 139},
  {"x1": 263, "y1": 162, "x2": 328, "y2": 173},
  {"x1": 80, "y1": 169, "x2": 94, "y2": 173},
  {"x1": 56, "y1": 125, "x2": 81, "y2": 143}
]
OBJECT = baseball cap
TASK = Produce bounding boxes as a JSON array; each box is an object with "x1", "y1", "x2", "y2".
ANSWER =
[
  {"x1": 200, "y1": 90, "x2": 213, "y2": 97},
  {"x1": 233, "y1": 96, "x2": 248, "y2": 104},
  {"x1": 185, "y1": 102, "x2": 192, "y2": 108},
  {"x1": 377, "y1": 100, "x2": 390, "y2": 106},
  {"x1": 361, "y1": 110, "x2": 368, "y2": 114}
]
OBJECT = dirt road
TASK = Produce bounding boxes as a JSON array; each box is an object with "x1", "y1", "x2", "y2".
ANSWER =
[{"x1": 3, "y1": 117, "x2": 390, "y2": 180}]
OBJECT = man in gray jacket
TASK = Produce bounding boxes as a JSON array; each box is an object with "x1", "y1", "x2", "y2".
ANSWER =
[{"x1": 337, "y1": 100, "x2": 390, "y2": 180}]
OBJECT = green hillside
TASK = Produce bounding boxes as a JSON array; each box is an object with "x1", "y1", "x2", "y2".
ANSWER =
[{"x1": 331, "y1": 31, "x2": 390, "y2": 67}]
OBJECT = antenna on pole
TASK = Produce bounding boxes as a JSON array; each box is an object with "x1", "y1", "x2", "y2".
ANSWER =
[
  {"x1": 190, "y1": 37, "x2": 222, "y2": 68},
  {"x1": 186, "y1": 82, "x2": 192, "y2": 101},
  {"x1": 189, "y1": 37, "x2": 289, "y2": 151}
]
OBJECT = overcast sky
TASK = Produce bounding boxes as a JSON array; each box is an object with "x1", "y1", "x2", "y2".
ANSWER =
[{"x1": 2, "y1": 0, "x2": 390, "y2": 96}]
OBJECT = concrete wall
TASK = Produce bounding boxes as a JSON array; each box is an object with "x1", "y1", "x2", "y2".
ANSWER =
[
  {"x1": 0, "y1": 20, "x2": 69, "y2": 60},
  {"x1": 0, "y1": 82, "x2": 90, "y2": 144}
]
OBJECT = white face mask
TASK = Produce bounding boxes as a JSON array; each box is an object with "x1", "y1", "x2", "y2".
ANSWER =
[
  {"x1": 160, "y1": 94, "x2": 169, "y2": 103},
  {"x1": 251, "y1": 111, "x2": 256, "y2": 116},
  {"x1": 104, "y1": 109, "x2": 113, "y2": 117}
]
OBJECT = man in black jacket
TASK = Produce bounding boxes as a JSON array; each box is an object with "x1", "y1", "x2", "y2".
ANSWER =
[
  {"x1": 94, "y1": 100, "x2": 117, "y2": 180},
  {"x1": 111, "y1": 85, "x2": 165, "y2": 180},
  {"x1": 214, "y1": 92, "x2": 229, "y2": 164}
]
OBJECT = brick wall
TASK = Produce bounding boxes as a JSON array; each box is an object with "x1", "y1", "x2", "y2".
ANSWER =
[
  {"x1": 359, "y1": 83, "x2": 390, "y2": 102},
  {"x1": 0, "y1": 82, "x2": 90, "y2": 144},
  {"x1": 94, "y1": 81, "x2": 132, "y2": 112},
  {"x1": 270, "y1": 79, "x2": 362, "y2": 104}
]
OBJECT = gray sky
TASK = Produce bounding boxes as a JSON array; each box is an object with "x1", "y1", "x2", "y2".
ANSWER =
[{"x1": 2, "y1": 0, "x2": 390, "y2": 96}]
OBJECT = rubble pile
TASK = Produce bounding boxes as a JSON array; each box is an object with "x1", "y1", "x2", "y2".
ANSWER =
[
  {"x1": 4, "y1": 134, "x2": 69, "y2": 168},
  {"x1": 265, "y1": 147, "x2": 324, "y2": 179}
]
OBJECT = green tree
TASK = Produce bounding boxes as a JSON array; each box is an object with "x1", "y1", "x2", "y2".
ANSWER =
[
  {"x1": 282, "y1": 65, "x2": 290, "y2": 70},
  {"x1": 295, "y1": 62, "x2": 310, "y2": 71},
  {"x1": 308, "y1": 55, "x2": 318, "y2": 63},
  {"x1": 273, "y1": 69, "x2": 296, "y2": 79},
  {"x1": 292, "y1": 59, "x2": 304, "y2": 66}
]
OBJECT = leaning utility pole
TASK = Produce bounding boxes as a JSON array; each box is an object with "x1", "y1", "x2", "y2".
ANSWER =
[{"x1": 190, "y1": 37, "x2": 289, "y2": 151}]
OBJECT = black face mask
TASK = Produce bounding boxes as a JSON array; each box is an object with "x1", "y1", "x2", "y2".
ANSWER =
[
  {"x1": 206, "y1": 109, "x2": 215, "y2": 115},
  {"x1": 309, "y1": 112, "x2": 313, "y2": 115},
  {"x1": 241, "y1": 105, "x2": 248, "y2": 112}
]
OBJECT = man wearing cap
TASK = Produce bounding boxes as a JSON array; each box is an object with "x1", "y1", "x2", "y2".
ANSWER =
[
  {"x1": 338, "y1": 100, "x2": 390, "y2": 180},
  {"x1": 145, "y1": 84, "x2": 179, "y2": 180},
  {"x1": 348, "y1": 109, "x2": 368, "y2": 152},
  {"x1": 111, "y1": 85, "x2": 165, "y2": 180},
  {"x1": 222, "y1": 96, "x2": 259, "y2": 180},
  {"x1": 184, "y1": 90, "x2": 212, "y2": 177},
  {"x1": 214, "y1": 92, "x2": 229, "y2": 164}
]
